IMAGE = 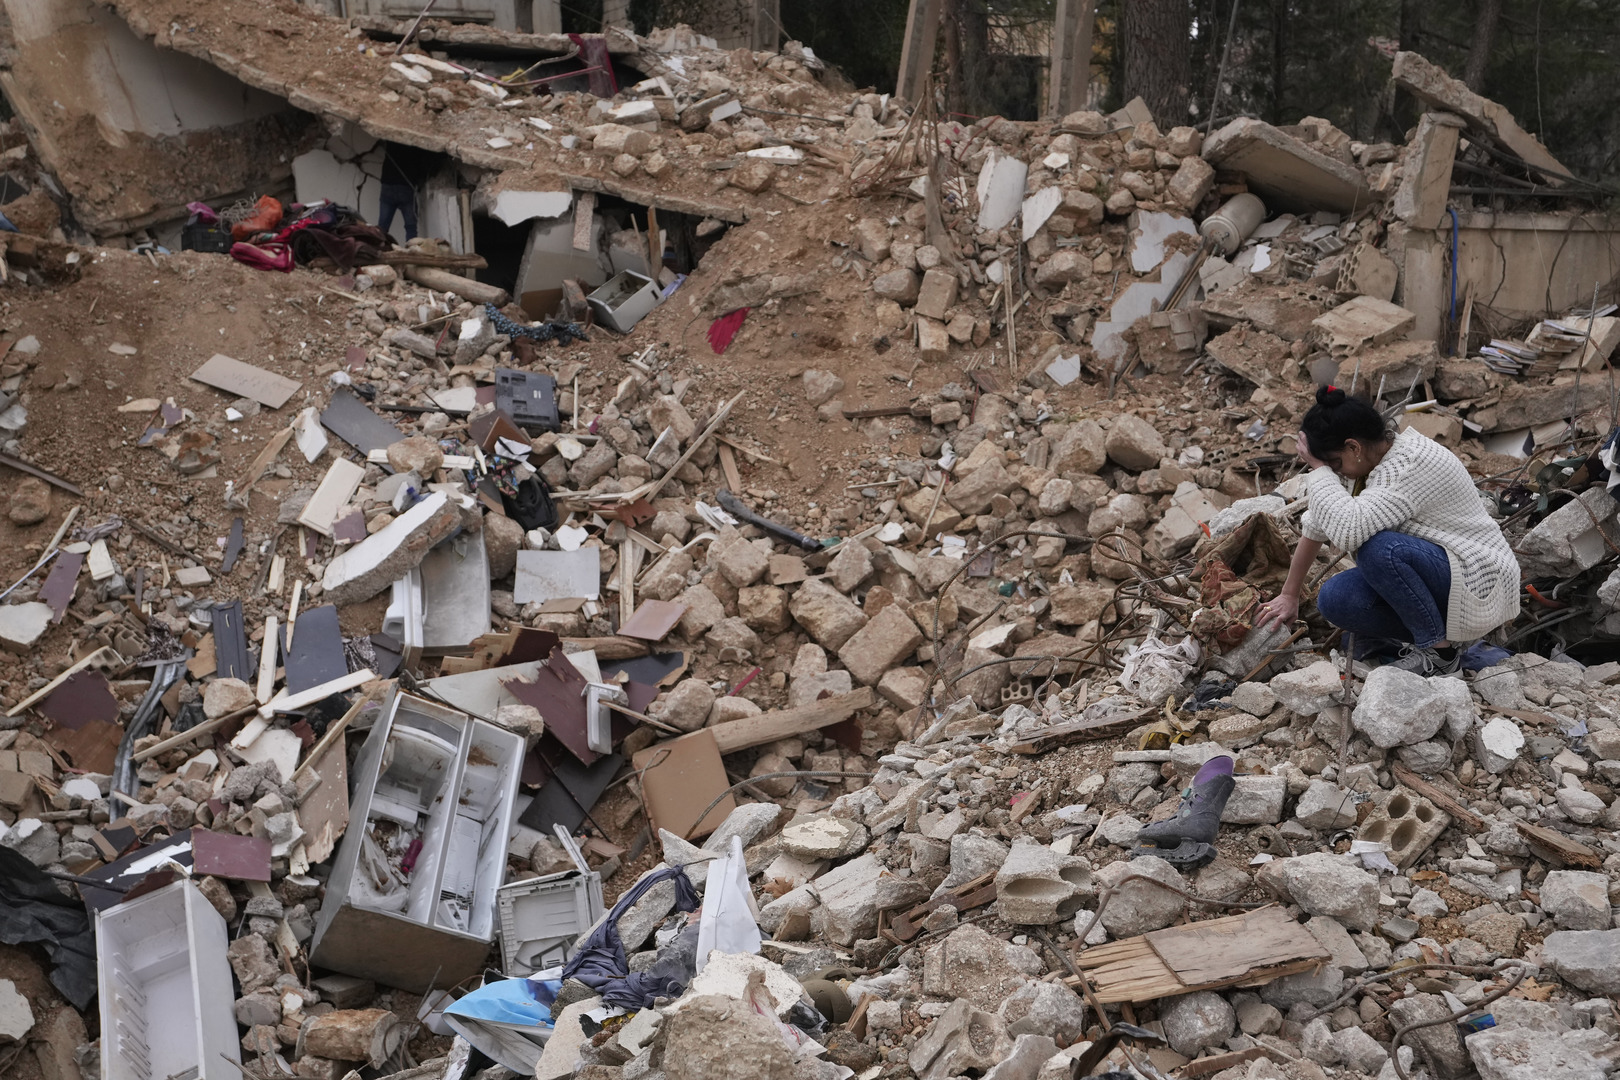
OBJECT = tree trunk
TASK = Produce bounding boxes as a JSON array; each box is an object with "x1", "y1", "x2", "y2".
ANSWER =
[
  {"x1": 1121, "y1": 0, "x2": 1190, "y2": 125},
  {"x1": 948, "y1": 0, "x2": 993, "y2": 117},
  {"x1": 1269, "y1": 0, "x2": 1286, "y2": 124},
  {"x1": 1463, "y1": 0, "x2": 1503, "y2": 90}
]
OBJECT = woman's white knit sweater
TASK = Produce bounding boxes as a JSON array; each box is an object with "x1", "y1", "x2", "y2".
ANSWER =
[{"x1": 1300, "y1": 427, "x2": 1520, "y2": 641}]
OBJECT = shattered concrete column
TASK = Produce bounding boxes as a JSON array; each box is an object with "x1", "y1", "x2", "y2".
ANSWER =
[
  {"x1": 1392, "y1": 113, "x2": 1464, "y2": 229},
  {"x1": 1387, "y1": 222, "x2": 1448, "y2": 343}
]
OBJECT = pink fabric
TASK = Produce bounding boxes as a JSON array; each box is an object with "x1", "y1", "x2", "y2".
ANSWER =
[{"x1": 229, "y1": 241, "x2": 294, "y2": 273}]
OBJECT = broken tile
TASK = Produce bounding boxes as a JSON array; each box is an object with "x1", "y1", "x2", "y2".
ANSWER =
[{"x1": 190, "y1": 354, "x2": 301, "y2": 409}]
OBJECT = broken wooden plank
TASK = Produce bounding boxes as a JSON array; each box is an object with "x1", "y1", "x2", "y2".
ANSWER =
[
  {"x1": 717, "y1": 442, "x2": 743, "y2": 494},
  {"x1": 1390, "y1": 762, "x2": 1484, "y2": 831},
  {"x1": 376, "y1": 249, "x2": 487, "y2": 270},
  {"x1": 0, "y1": 451, "x2": 82, "y2": 497},
  {"x1": 1068, "y1": 906, "x2": 1328, "y2": 1003},
  {"x1": 259, "y1": 668, "x2": 377, "y2": 719},
  {"x1": 8, "y1": 646, "x2": 123, "y2": 716},
  {"x1": 297, "y1": 458, "x2": 366, "y2": 537},
  {"x1": 235, "y1": 425, "x2": 296, "y2": 494},
  {"x1": 1004, "y1": 709, "x2": 1153, "y2": 754},
  {"x1": 221, "y1": 516, "x2": 245, "y2": 574},
  {"x1": 1146, "y1": 905, "x2": 1328, "y2": 986},
  {"x1": 561, "y1": 636, "x2": 650, "y2": 661},
  {"x1": 709, "y1": 688, "x2": 874, "y2": 754},
  {"x1": 1182, "y1": 1048, "x2": 1274, "y2": 1078},
  {"x1": 1516, "y1": 821, "x2": 1602, "y2": 869},
  {"x1": 133, "y1": 704, "x2": 258, "y2": 761},
  {"x1": 888, "y1": 880, "x2": 998, "y2": 942}
]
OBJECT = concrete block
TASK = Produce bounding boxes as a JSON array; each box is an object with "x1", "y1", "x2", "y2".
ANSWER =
[
  {"x1": 916, "y1": 317, "x2": 950, "y2": 360},
  {"x1": 1357, "y1": 788, "x2": 1449, "y2": 869},
  {"x1": 1312, "y1": 295, "x2": 1418, "y2": 354},
  {"x1": 914, "y1": 268, "x2": 959, "y2": 322},
  {"x1": 993, "y1": 839, "x2": 1094, "y2": 924},
  {"x1": 836, "y1": 605, "x2": 923, "y2": 686}
]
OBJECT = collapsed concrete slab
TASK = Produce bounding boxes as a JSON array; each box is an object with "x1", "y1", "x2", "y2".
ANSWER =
[
  {"x1": 1202, "y1": 117, "x2": 1373, "y2": 214},
  {"x1": 1392, "y1": 51, "x2": 1571, "y2": 184},
  {"x1": 320, "y1": 492, "x2": 462, "y2": 606}
]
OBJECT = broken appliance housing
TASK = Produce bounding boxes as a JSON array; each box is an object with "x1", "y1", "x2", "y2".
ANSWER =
[
  {"x1": 495, "y1": 866, "x2": 604, "y2": 974},
  {"x1": 310, "y1": 688, "x2": 525, "y2": 992},
  {"x1": 587, "y1": 270, "x2": 662, "y2": 333},
  {"x1": 97, "y1": 879, "x2": 238, "y2": 1080}
]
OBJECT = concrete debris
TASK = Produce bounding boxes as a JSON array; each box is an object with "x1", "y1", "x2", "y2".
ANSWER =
[{"x1": 0, "y1": 12, "x2": 1611, "y2": 1080}]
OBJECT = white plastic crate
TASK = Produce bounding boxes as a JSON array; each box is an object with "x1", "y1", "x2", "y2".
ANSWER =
[
  {"x1": 97, "y1": 880, "x2": 236, "y2": 1080},
  {"x1": 496, "y1": 869, "x2": 604, "y2": 974}
]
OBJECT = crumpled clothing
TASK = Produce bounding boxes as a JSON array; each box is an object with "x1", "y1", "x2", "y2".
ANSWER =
[
  {"x1": 1599, "y1": 427, "x2": 1620, "y2": 503},
  {"x1": 1119, "y1": 634, "x2": 1201, "y2": 706},
  {"x1": 230, "y1": 241, "x2": 294, "y2": 272},
  {"x1": 284, "y1": 221, "x2": 389, "y2": 269},
  {"x1": 561, "y1": 866, "x2": 699, "y2": 1010},
  {"x1": 485, "y1": 303, "x2": 588, "y2": 344}
]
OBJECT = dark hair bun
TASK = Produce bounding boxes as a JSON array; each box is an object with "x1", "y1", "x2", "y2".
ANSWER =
[{"x1": 1316, "y1": 386, "x2": 1347, "y2": 407}]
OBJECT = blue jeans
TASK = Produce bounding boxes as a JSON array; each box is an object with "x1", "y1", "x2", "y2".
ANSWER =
[
  {"x1": 1316, "y1": 530, "x2": 1452, "y2": 648},
  {"x1": 377, "y1": 182, "x2": 417, "y2": 240}
]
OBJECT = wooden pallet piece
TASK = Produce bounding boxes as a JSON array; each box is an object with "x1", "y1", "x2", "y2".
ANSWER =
[{"x1": 1066, "y1": 906, "x2": 1328, "y2": 1003}]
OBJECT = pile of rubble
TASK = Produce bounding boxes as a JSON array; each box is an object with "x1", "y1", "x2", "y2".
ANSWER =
[{"x1": 0, "y1": 9, "x2": 1616, "y2": 1080}]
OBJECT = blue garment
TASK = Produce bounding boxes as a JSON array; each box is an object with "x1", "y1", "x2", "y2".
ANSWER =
[
  {"x1": 1317, "y1": 530, "x2": 1452, "y2": 648},
  {"x1": 377, "y1": 181, "x2": 418, "y2": 240},
  {"x1": 561, "y1": 866, "x2": 699, "y2": 1009}
]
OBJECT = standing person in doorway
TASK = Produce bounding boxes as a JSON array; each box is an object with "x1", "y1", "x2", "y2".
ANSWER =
[
  {"x1": 376, "y1": 142, "x2": 433, "y2": 241},
  {"x1": 1255, "y1": 387, "x2": 1521, "y2": 675}
]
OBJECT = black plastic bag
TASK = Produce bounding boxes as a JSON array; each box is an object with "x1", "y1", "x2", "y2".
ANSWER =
[{"x1": 502, "y1": 474, "x2": 559, "y2": 532}]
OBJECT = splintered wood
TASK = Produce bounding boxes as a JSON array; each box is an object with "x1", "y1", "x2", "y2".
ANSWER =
[{"x1": 1067, "y1": 906, "x2": 1328, "y2": 1003}]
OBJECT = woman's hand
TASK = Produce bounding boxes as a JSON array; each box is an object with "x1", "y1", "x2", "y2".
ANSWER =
[
  {"x1": 1296, "y1": 429, "x2": 1326, "y2": 470},
  {"x1": 1255, "y1": 591, "x2": 1299, "y2": 631}
]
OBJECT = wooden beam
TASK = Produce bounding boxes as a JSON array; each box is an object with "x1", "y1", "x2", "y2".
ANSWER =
[
  {"x1": 259, "y1": 669, "x2": 377, "y2": 719},
  {"x1": 895, "y1": 0, "x2": 943, "y2": 103},
  {"x1": 133, "y1": 704, "x2": 258, "y2": 762},
  {"x1": 1390, "y1": 763, "x2": 1485, "y2": 831},
  {"x1": 710, "y1": 688, "x2": 874, "y2": 754},
  {"x1": 1516, "y1": 821, "x2": 1602, "y2": 869},
  {"x1": 8, "y1": 646, "x2": 121, "y2": 716},
  {"x1": 1047, "y1": 0, "x2": 1098, "y2": 117}
]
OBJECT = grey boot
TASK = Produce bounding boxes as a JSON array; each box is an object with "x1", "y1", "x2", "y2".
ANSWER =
[{"x1": 1130, "y1": 755, "x2": 1235, "y2": 869}]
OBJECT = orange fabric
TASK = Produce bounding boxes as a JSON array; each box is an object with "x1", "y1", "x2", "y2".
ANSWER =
[{"x1": 231, "y1": 196, "x2": 284, "y2": 242}]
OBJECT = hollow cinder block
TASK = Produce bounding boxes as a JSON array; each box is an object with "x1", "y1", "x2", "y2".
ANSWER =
[{"x1": 1357, "y1": 787, "x2": 1449, "y2": 869}]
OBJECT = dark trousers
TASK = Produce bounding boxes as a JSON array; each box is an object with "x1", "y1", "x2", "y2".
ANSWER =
[
  {"x1": 377, "y1": 182, "x2": 418, "y2": 240},
  {"x1": 1316, "y1": 530, "x2": 1452, "y2": 648}
]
